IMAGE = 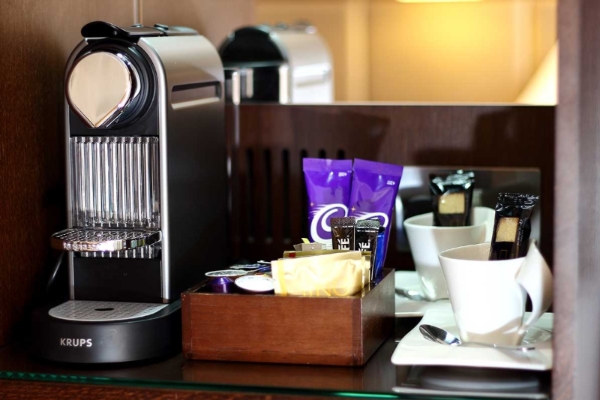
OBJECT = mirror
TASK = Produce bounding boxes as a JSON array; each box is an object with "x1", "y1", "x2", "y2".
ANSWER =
[
  {"x1": 394, "y1": 166, "x2": 541, "y2": 252},
  {"x1": 253, "y1": 0, "x2": 557, "y2": 104}
]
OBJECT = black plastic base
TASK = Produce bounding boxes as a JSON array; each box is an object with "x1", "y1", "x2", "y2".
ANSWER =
[{"x1": 31, "y1": 301, "x2": 181, "y2": 364}]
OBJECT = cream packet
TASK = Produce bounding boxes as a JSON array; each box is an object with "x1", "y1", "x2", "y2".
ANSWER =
[
  {"x1": 283, "y1": 249, "x2": 371, "y2": 259},
  {"x1": 271, "y1": 251, "x2": 370, "y2": 297},
  {"x1": 293, "y1": 242, "x2": 324, "y2": 251}
]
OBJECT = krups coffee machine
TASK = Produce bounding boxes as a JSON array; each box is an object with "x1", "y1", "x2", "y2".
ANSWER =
[{"x1": 33, "y1": 21, "x2": 228, "y2": 363}]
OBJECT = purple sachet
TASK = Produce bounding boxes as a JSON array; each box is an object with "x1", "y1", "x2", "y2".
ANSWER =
[
  {"x1": 303, "y1": 158, "x2": 353, "y2": 247},
  {"x1": 348, "y1": 159, "x2": 404, "y2": 268}
]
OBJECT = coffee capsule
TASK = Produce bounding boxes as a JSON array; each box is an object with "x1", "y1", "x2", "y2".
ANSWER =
[
  {"x1": 205, "y1": 270, "x2": 247, "y2": 278},
  {"x1": 235, "y1": 275, "x2": 275, "y2": 294},
  {"x1": 209, "y1": 277, "x2": 236, "y2": 293},
  {"x1": 205, "y1": 269, "x2": 247, "y2": 293}
]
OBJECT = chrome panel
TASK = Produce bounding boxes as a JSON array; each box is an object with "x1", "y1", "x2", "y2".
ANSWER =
[{"x1": 139, "y1": 35, "x2": 227, "y2": 302}]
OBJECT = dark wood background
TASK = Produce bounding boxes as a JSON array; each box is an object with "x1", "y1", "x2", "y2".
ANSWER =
[{"x1": 553, "y1": 0, "x2": 600, "y2": 399}]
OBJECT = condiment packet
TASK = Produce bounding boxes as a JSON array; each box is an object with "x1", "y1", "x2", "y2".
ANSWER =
[
  {"x1": 348, "y1": 159, "x2": 403, "y2": 270},
  {"x1": 271, "y1": 251, "x2": 370, "y2": 297},
  {"x1": 429, "y1": 170, "x2": 475, "y2": 227},
  {"x1": 489, "y1": 193, "x2": 539, "y2": 260},
  {"x1": 303, "y1": 158, "x2": 353, "y2": 248},
  {"x1": 283, "y1": 249, "x2": 371, "y2": 259},
  {"x1": 330, "y1": 217, "x2": 356, "y2": 250},
  {"x1": 293, "y1": 242, "x2": 325, "y2": 251}
]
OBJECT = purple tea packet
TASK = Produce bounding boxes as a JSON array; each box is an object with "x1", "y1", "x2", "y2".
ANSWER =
[
  {"x1": 348, "y1": 159, "x2": 404, "y2": 268},
  {"x1": 303, "y1": 158, "x2": 353, "y2": 247}
]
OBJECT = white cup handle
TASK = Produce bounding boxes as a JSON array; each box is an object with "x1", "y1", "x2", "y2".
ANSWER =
[{"x1": 516, "y1": 240, "x2": 553, "y2": 337}]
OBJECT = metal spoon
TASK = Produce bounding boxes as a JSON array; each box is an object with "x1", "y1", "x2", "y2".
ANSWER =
[
  {"x1": 395, "y1": 288, "x2": 428, "y2": 302},
  {"x1": 419, "y1": 324, "x2": 535, "y2": 352}
]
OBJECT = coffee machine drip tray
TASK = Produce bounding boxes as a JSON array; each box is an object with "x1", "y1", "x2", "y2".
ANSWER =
[
  {"x1": 51, "y1": 228, "x2": 161, "y2": 252},
  {"x1": 49, "y1": 300, "x2": 168, "y2": 322}
]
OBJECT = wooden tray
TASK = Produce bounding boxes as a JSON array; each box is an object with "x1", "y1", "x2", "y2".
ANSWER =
[{"x1": 181, "y1": 268, "x2": 395, "y2": 366}]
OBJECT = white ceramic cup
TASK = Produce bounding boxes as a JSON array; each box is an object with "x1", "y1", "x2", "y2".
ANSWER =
[
  {"x1": 438, "y1": 241, "x2": 553, "y2": 346},
  {"x1": 403, "y1": 206, "x2": 494, "y2": 301}
]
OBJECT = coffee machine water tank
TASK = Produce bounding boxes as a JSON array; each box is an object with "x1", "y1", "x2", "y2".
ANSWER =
[{"x1": 33, "y1": 21, "x2": 228, "y2": 363}]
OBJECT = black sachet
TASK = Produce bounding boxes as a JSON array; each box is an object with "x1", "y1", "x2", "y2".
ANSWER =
[
  {"x1": 330, "y1": 217, "x2": 357, "y2": 250},
  {"x1": 489, "y1": 193, "x2": 539, "y2": 260},
  {"x1": 429, "y1": 170, "x2": 475, "y2": 227},
  {"x1": 355, "y1": 219, "x2": 380, "y2": 252},
  {"x1": 355, "y1": 219, "x2": 381, "y2": 279}
]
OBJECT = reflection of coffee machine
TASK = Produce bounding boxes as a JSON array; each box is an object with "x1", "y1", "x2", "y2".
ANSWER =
[
  {"x1": 33, "y1": 21, "x2": 228, "y2": 363},
  {"x1": 219, "y1": 24, "x2": 334, "y2": 104}
]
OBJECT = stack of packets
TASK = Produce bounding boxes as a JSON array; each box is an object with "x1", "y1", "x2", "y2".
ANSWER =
[
  {"x1": 271, "y1": 250, "x2": 371, "y2": 297},
  {"x1": 303, "y1": 158, "x2": 404, "y2": 280},
  {"x1": 330, "y1": 217, "x2": 382, "y2": 281},
  {"x1": 293, "y1": 240, "x2": 324, "y2": 251}
]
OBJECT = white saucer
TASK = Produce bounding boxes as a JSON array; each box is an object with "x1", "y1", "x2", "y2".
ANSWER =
[
  {"x1": 391, "y1": 309, "x2": 553, "y2": 370},
  {"x1": 395, "y1": 271, "x2": 451, "y2": 317}
]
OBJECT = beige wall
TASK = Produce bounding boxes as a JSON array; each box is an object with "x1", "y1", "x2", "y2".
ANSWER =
[
  {"x1": 370, "y1": 0, "x2": 556, "y2": 102},
  {"x1": 142, "y1": 0, "x2": 255, "y2": 47},
  {"x1": 256, "y1": 0, "x2": 557, "y2": 102}
]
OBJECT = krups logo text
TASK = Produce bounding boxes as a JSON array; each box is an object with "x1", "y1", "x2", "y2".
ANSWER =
[{"x1": 60, "y1": 338, "x2": 92, "y2": 347}]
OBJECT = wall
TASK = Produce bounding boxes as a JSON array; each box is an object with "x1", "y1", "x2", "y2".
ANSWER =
[
  {"x1": 0, "y1": 0, "x2": 254, "y2": 347},
  {"x1": 142, "y1": 0, "x2": 255, "y2": 46},
  {"x1": 370, "y1": 0, "x2": 556, "y2": 102},
  {"x1": 256, "y1": 0, "x2": 371, "y2": 101},
  {"x1": 256, "y1": 0, "x2": 557, "y2": 102}
]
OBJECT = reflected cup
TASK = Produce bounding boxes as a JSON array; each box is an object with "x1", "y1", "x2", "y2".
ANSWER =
[
  {"x1": 403, "y1": 206, "x2": 494, "y2": 301},
  {"x1": 438, "y1": 241, "x2": 553, "y2": 346}
]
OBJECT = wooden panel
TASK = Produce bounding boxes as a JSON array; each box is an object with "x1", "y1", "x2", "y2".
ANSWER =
[
  {"x1": 231, "y1": 104, "x2": 555, "y2": 270},
  {"x1": 141, "y1": 0, "x2": 255, "y2": 46},
  {"x1": 553, "y1": 0, "x2": 600, "y2": 399},
  {"x1": 0, "y1": 0, "x2": 133, "y2": 347}
]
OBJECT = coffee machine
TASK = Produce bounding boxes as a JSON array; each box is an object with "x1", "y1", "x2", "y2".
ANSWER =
[{"x1": 33, "y1": 21, "x2": 228, "y2": 363}]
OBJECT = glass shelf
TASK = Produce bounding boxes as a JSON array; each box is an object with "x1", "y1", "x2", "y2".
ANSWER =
[{"x1": 0, "y1": 319, "x2": 550, "y2": 399}]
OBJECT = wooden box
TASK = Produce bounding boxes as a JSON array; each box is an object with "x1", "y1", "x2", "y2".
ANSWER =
[{"x1": 181, "y1": 269, "x2": 395, "y2": 366}]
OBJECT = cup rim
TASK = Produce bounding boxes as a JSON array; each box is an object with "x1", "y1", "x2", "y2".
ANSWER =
[
  {"x1": 403, "y1": 206, "x2": 491, "y2": 231},
  {"x1": 438, "y1": 242, "x2": 526, "y2": 263}
]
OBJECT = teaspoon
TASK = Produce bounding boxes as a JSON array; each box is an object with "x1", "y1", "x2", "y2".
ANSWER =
[
  {"x1": 395, "y1": 288, "x2": 428, "y2": 302},
  {"x1": 419, "y1": 324, "x2": 535, "y2": 352}
]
